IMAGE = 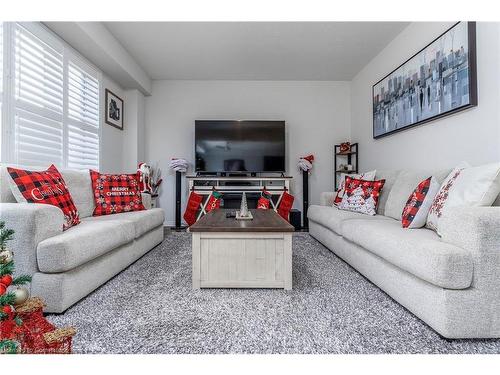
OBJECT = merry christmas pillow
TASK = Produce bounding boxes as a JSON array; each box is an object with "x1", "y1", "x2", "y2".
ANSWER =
[
  {"x1": 338, "y1": 177, "x2": 385, "y2": 216},
  {"x1": 7, "y1": 164, "x2": 80, "y2": 230},
  {"x1": 90, "y1": 170, "x2": 145, "y2": 216}
]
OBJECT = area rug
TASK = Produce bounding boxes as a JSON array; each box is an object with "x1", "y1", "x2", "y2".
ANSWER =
[{"x1": 48, "y1": 232, "x2": 500, "y2": 354}]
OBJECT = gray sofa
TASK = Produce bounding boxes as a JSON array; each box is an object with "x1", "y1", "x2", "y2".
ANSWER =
[
  {"x1": 0, "y1": 167, "x2": 165, "y2": 313},
  {"x1": 308, "y1": 169, "x2": 500, "y2": 339}
]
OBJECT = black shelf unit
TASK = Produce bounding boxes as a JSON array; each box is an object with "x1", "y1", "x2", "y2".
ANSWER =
[{"x1": 334, "y1": 143, "x2": 359, "y2": 189}]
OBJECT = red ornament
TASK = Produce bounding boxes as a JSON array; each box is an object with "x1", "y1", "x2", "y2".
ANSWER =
[
  {"x1": 0, "y1": 283, "x2": 7, "y2": 295},
  {"x1": 0, "y1": 275, "x2": 13, "y2": 286},
  {"x1": 2, "y1": 305, "x2": 13, "y2": 314}
]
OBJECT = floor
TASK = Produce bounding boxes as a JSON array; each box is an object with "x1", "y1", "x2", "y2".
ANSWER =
[{"x1": 48, "y1": 232, "x2": 500, "y2": 354}]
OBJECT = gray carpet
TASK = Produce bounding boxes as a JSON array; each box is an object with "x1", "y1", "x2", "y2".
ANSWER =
[{"x1": 48, "y1": 232, "x2": 500, "y2": 354}]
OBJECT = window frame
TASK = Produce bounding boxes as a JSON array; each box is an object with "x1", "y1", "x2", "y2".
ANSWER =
[{"x1": 0, "y1": 21, "x2": 102, "y2": 170}]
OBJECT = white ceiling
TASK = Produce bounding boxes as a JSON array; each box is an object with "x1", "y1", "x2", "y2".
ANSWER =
[{"x1": 104, "y1": 22, "x2": 409, "y2": 81}]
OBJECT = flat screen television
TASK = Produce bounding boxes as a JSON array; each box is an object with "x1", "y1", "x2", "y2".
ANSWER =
[{"x1": 195, "y1": 120, "x2": 285, "y2": 173}]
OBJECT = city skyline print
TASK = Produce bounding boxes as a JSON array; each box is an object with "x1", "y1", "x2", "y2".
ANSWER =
[{"x1": 373, "y1": 22, "x2": 477, "y2": 138}]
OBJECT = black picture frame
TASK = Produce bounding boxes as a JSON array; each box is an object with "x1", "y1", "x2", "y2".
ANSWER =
[
  {"x1": 105, "y1": 89, "x2": 124, "y2": 130},
  {"x1": 372, "y1": 22, "x2": 477, "y2": 139}
]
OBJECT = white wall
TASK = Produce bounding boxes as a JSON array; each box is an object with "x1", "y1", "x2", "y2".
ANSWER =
[
  {"x1": 123, "y1": 89, "x2": 146, "y2": 172},
  {"x1": 145, "y1": 80, "x2": 351, "y2": 226},
  {"x1": 351, "y1": 22, "x2": 500, "y2": 171},
  {"x1": 100, "y1": 75, "x2": 126, "y2": 173}
]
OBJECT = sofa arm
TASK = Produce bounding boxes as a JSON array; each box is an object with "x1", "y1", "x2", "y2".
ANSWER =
[
  {"x1": 439, "y1": 206, "x2": 500, "y2": 288},
  {"x1": 320, "y1": 192, "x2": 337, "y2": 206},
  {"x1": 0, "y1": 203, "x2": 64, "y2": 276}
]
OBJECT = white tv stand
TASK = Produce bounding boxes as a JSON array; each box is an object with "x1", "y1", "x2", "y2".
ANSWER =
[{"x1": 186, "y1": 174, "x2": 293, "y2": 221}]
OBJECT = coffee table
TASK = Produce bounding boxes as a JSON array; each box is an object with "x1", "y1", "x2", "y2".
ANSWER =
[{"x1": 190, "y1": 209, "x2": 294, "y2": 290}]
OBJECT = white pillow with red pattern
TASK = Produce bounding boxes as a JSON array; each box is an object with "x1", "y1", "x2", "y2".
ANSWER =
[{"x1": 334, "y1": 170, "x2": 376, "y2": 206}]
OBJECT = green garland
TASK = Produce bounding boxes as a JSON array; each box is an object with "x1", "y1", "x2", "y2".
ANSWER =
[{"x1": 0, "y1": 339, "x2": 19, "y2": 354}]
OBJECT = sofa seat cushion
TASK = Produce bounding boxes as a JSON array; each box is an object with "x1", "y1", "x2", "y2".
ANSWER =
[
  {"x1": 37, "y1": 219, "x2": 135, "y2": 273},
  {"x1": 307, "y1": 205, "x2": 390, "y2": 236},
  {"x1": 341, "y1": 219, "x2": 473, "y2": 289},
  {"x1": 82, "y1": 208, "x2": 164, "y2": 238}
]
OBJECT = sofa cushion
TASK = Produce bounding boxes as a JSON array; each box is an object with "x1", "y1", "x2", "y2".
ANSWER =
[
  {"x1": 374, "y1": 170, "x2": 401, "y2": 215},
  {"x1": 83, "y1": 208, "x2": 164, "y2": 238},
  {"x1": 60, "y1": 169, "x2": 95, "y2": 219},
  {"x1": 307, "y1": 204, "x2": 390, "y2": 236},
  {"x1": 341, "y1": 219, "x2": 473, "y2": 289},
  {"x1": 385, "y1": 169, "x2": 452, "y2": 220},
  {"x1": 37, "y1": 219, "x2": 135, "y2": 273}
]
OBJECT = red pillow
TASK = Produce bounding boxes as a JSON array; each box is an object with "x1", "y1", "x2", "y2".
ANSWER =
[
  {"x1": 7, "y1": 164, "x2": 80, "y2": 230},
  {"x1": 337, "y1": 177, "x2": 385, "y2": 216},
  {"x1": 90, "y1": 170, "x2": 145, "y2": 216}
]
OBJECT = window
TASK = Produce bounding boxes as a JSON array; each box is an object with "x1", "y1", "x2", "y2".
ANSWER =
[{"x1": 0, "y1": 22, "x2": 100, "y2": 169}]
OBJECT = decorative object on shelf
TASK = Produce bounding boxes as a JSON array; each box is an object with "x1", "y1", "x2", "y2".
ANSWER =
[
  {"x1": 236, "y1": 192, "x2": 253, "y2": 220},
  {"x1": 339, "y1": 142, "x2": 351, "y2": 154},
  {"x1": 257, "y1": 189, "x2": 272, "y2": 209},
  {"x1": 373, "y1": 22, "x2": 477, "y2": 139},
  {"x1": 334, "y1": 143, "x2": 359, "y2": 189},
  {"x1": 137, "y1": 163, "x2": 152, "y2": 193},
  {"x1": 277, "y1": 190, "x2": 294, "y2": 222},
  {"x1": 169, "y1": 158, "x2": 189, "y2": 229},
  {"x1": 105, "y1": 89, "x2": 124, "y2": 130},
  {"x1": 183, "y1": 191, "x2": 203, "y2": 226},
  {"x1": 297, "y1": 154, "x2": 315, "y2": 230},
  {"x1": 1, "y1": 221, "x2": 75, "y2": 354}
]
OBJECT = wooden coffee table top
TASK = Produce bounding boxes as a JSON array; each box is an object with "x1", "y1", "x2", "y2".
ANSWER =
[{"x1": 189, "y1": 209, "x2": 295, "y2": 232}]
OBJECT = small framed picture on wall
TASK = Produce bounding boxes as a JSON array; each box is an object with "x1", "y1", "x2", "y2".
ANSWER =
[{"x1": 105, "y1": 89, "x2": 124, "y2": 130}]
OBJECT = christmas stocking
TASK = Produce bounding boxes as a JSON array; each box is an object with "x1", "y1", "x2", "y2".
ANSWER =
[
  {"x1": 183, "y1": 191, "x2": 203, "y2": 226},
  {"x1": 205, "y1": 190, "x2": 222, "y2": 213},
  {"x1": 277, "y1": 191, "x2": 294, "y2": 222},
  {"x1": 257, "y1": 189, "x2": 271, "y2": 209}
]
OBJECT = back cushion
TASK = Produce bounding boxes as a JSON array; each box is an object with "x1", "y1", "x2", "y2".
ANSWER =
[
  {"x1": 0, "y1": 165, "x2": 94, "y2": 218},
  {"x1": 60, "y1": 169, "x2": 95, "y2": 218},
  {"x1": 384, "y1": 169, "x2": 451, "y2": 220},
  {"x1": 374, "y1": 170, "x2": 401, "y2": 216}
]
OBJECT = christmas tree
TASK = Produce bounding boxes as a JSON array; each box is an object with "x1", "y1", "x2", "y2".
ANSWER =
[{"x1": 0, "y1": 221, "x2": 32, "y2": 354}]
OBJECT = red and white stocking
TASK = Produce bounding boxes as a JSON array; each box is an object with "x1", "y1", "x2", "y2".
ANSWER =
[
  {"x1": 205, "y1": 190, "x2": 222, "y2": 213},
  {"x1": 257, "y1": 189, "x2": 271, "y2": 209},
  {"x1": 277, "y1": 191, "x2": 294, "y2": 222},
  {"x1": 183, "y1": 191, "x2": 203, "y2": 226}
]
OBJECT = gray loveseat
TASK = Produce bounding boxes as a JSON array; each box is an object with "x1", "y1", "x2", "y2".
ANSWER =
[
  {"x1": 308, "y1": 169, "x2": 500, "y2": 339},
  {"x1": 0, "y1": 167, "x2": 165, "y2": 313}
]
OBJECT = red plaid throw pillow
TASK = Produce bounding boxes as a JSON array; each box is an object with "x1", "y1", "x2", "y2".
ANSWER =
[
  {"x1": 337, "y1": 177, "x2": 385, "y2": 216},
  {"x1": 402, "y1": 176, "x2": 440, "y2": 229},
  {"x1": 7, "y1": 165, "x2": 80, "y2": 230},
  {"x1": 90, "y1": 171, "x2": 145, "y2": 216}
]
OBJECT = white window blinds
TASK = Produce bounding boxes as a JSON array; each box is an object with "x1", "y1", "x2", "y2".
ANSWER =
[
  {"x1": 66, "y1": 60, "x2": 100, "y2": 169},
  {"x1": 14, "y1": 23, "x2": 64, "y2": 166},
  {"x1": 0, "y1": 22, "x2": 101, "y2": 170}
]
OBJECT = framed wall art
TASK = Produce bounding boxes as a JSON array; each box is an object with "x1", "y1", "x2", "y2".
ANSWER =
[
  {"x1": 105, "y1": 89, "x2": 124, "y2": 130},
  {"x1": 373, "y1": 22, "x2": 477, "y2": 139}
]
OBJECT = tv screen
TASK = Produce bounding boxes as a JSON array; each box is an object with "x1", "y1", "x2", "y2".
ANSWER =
[{"x1": 195, "y1": 120, "x2": 285, "y2": 173}]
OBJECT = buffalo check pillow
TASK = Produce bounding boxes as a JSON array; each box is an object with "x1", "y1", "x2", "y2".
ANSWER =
[
  {"x1": 90, "y1": 170, "x2": 145, "y2": 216},
  {"x1": 7, "y1": 164, "x2": 80, "y2": 230},
  {"x1": 401, "y1": 176, "x2": 440, "y2": 229}
]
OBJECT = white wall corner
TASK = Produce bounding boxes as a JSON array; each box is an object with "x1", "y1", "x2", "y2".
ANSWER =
[{"x1": 44, "y1": 22, "x2": 152, "y2": 96}]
